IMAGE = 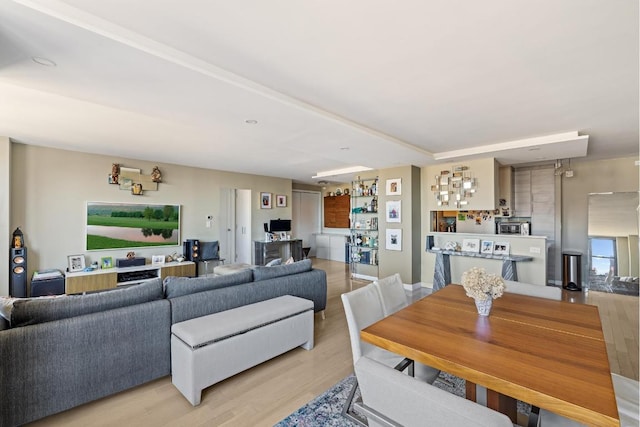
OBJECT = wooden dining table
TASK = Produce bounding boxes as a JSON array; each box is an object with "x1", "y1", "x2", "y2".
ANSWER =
[{"x1": 360, "y1": 284, "x2": 619, "y2": 426}]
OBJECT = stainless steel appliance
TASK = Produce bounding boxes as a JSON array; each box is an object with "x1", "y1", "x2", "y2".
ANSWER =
[{"x1": 498, "y1": 221, "x2": 531, "y2": 235}]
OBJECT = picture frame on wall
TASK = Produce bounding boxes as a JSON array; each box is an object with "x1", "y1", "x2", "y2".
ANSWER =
[
  {"x1": 261, "y1": 192, "x2": 272, "y2": 209},
  {"x1": 386, "y1": 178, "x2": 402, "y2": 196},
  {"x1": 276, "y1": 194, "x2": 287, "y2": 207},
  {"x1": 386, "y1": 228, "x2": 402, "y2": 251},
  {"x1": 386, "y1": 200, "x2": 401, "y2": 223},
  {"x1": 68, "y1": 254, "x2": 86, "y2": 272}
]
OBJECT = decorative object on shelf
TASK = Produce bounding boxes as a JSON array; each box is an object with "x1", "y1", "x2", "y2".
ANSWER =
[
  {"x1": 461, "y1": 238, "x2": 480, "y2": 253},
  {"x1": 151, "y1": 166, "x2": 162, "y2": 183},
  {"x1": 343, "y1": 188, "x2": 350, "y2": 195},
  {"x1": 67, "y1": 254, "x2": 86, "y2": 272},
  {"x1": 386, "y1": 200, "x2": 401, "y2": 223},
  {"x1": 386, "y1": 178, "x2": 401, "y2": 196},
  {"x1": 335, "y1": 188, "x2": 342, "y2": 196},
  {"x1": 432, "y1": 165, "x2": 477, "y2": 208},
  {"x1": 386, "y1": 228, "x2": 402, "y2": 251},
  {"x1": 461, "y1": 267, "x2": 505, "y2": 316},
  {"x1": 443, "y1": 241, "x2": 460, "y2": 251},
  {"x1": 109, "y1": 163, "x2": 120, "y2": 184},
  {"x1": 108, "y1": 164, "x2": 161, "y2": 191},
  {"x1": 11, "y1": 227, "x2": 24, "y2": 248},
  {"x1": 481, "y1": 240, "x2": 494, "y2": 255},
  {"x1": 276, "y1": 194, "x2": 287, "y2": 207},
  {"x1": 131, "y1": 183, "x2": 143, "y2": 195},
  {"x1": 151, "y1": 255, "x2": 166, "y2": 265},
  {"x1": 101, "y1": 256, "x2": 113, "y2": 269},
  {"x1": 493, "y1": 242, "x2": 510, "y2": 256},
  {"x1": 126, "y1": 251, "x2": 136, "y2": 259},
  {"x1": 261, "y1": 192, "x2": 272, "y2": 209}
]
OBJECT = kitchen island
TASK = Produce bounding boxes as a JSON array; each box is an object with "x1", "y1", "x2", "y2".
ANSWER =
[{"x1": 423, "y1": 232, "x2": 548, "y2": 286}]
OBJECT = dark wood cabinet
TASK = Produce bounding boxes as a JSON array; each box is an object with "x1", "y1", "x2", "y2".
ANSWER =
[{"x1": 324, "y1": 195, "x2": 350, "y2": 228}]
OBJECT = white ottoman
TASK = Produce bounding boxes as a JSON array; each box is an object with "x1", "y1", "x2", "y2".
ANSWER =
[{"x1": 171, "y1": 295, "x2": 314, "y2": 405}]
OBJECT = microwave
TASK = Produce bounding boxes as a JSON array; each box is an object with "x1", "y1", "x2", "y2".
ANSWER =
[{"x1": 498, "y1": 222, "x2": 530, "y2": 235}]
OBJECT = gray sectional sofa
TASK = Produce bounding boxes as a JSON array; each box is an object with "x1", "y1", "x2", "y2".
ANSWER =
[{"x1": 0, "y1": 259, "x2": 326, "y2": 427}]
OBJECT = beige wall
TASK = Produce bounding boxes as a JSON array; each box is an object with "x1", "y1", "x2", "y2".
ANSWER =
[
  {"x1": 1, "y1": 137, "x2": 10, "y2": 293},
  {"x1": 5, "y1": 142, "x2": 291, "y2": 296},
  {"x1": 378, "y1": 165, "x2": 421, "y2": 283},
  {"x1": 562, "y1": 157, "x2": 639, "y2": 284}
]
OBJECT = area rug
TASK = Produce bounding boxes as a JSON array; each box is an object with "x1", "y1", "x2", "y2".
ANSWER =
[{"x1": 274, "y1": 371, "x2": 531, "y2": 426}]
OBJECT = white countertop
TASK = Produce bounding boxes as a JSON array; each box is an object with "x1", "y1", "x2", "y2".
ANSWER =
[{"x1": 429, "y1": 232, "x2": 547, "y2": 240}]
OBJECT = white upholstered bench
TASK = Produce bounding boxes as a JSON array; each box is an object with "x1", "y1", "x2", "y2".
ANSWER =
[{"x1": 170, "y1": 295, "x2": 314, "y2": 405}]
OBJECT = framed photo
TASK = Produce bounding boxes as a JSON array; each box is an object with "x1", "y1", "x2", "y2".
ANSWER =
[
  {"x1": 278, "y1": 231, "x2": 288, "y2": 240},
  {"x1": 481, "y1": 241, "x2": 494, "y2": 255},
  {"x1": 386, "y1": 228, "x2": 402, "y2": 251},
  {"x1": 276, "y1": 194, "x2": 287, "y2": 207},
  {"x1": 260, "y1": 192, "x2": 272, "y2": 209},
  {"x1": 100, "y1": 256, "x2": 113, "y2": 269},
  {"x1": 151, "y1": 255, "x2": 165, "y2": 265},
  {"x1": 67, "y1": 254, "x2": 86, "y2": 272},
  {"x1": 386, "y1": 178, "x2": 402, "y2": 196},
  {"x1": 87, "y1": 202, "x2": 180, "y2": 250},
  {"x1": 461, "y1": 238, "x2": 480, "y2": 253},
  {"x1": 386, "y1": 200, "x2": 401, "y2": 223},
  {"x1": 494, "y1": 242, "x2": 510, "y2": 256}
]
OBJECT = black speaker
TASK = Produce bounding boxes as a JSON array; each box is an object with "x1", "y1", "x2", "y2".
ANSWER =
[
  {"x1": 183, "y1": 239, "x2": 200, "y2": 262},
  {"x1": 10, "y1": 247, "x2": 27, "y2": 298},
  {"x1": 31, "y1": 276, "x2": 64, "y2": 297}
]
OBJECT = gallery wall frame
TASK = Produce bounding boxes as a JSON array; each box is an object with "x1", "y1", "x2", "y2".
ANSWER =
[
  {"x1": 386, "y1": 228, "x2": 402, "y2": 251},
  {"x1": 261, "y1": 192, "x2": 272, "y2": 209}
]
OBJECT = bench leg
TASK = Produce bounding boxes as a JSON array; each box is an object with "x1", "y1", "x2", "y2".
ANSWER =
[{"x1": 319, "y1": 310, "x2": 325, "y2": 320}]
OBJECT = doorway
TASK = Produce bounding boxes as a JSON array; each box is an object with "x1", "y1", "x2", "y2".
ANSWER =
[
  {"x1": 220, "y1": 188, "x2": 252, "y2": 265},
  {"x1": 292, "y1": 190, "x2": 321, "y2": 257}
]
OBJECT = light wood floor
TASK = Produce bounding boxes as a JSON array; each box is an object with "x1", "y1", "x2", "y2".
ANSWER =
[{"x1": 30, "y1": 258, "x2": 638, "y2": 426}]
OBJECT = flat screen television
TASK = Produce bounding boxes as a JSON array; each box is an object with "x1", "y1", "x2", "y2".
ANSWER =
[{"x1": 270, "y1": 219, "x2": 291, "y2": 232}]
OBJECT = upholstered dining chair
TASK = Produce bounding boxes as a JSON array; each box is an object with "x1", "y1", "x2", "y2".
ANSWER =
[
  {"x1": 372, "y1": 273, "x2": 409, "y2": 316},
  {"x1": 200, "y1": 241, "x2": 223, "y2": 276},
  {"x1": 503, "y1": 280, "x2": 562, "y2": 300},
  {"x1": 534, "y1": 373, "x2": 639, "y2": 427},
  {"x1": 355, "y1": 356, "x2": 513, "y2": 427},
  {"x1": 341, "y1": 283, "x2": 441, "y2": 422}
]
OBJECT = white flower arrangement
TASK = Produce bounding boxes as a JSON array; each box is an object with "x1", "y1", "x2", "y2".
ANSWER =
[{"x1": 461, "y1": 267, "x2": 505, "y2": 301}]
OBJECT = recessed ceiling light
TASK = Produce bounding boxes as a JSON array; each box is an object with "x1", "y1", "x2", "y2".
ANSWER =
[
  {"x1": 31, "y1": 57, "x2": 56, "y2": 67},
  {"x1": 244, "y1": 119, "x2": 258, "y2": 124},
  {"x1": 340, "y1": 147, "x2": 350, "y2": 150}
]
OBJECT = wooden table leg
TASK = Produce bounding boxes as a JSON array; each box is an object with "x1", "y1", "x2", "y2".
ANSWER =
[{"x1": 487, "y1": 389, "x2": 517, "y2": 423}]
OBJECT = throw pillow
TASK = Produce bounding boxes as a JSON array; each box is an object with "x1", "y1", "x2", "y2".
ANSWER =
[
  {"x1": 285, "y1": 257, "x2": 295, "y2": 265},
  {"x1": 265, "y1": 258, "x2": 282, "y2": 267}
]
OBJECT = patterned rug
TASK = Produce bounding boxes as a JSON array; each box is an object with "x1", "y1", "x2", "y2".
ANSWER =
[{"x1": 274, "y1": 371, "x2": 531, "y2": 426}]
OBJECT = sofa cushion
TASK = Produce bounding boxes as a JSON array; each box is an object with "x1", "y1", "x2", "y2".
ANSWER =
[
  {"x1": 265, "y1": 258, "x2": 282, "y2": 267},
  {"x1": 10, "y1": 278, "x2": 163, "y2": 328},
  {"x1": 163, "y1": 269, "x2": 254, "y2": 298},
  {"x1": 252, "y1": 259, "x2": 313, "y2": 282}
]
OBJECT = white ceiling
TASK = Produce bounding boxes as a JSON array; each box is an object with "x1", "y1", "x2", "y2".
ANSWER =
[{"x1": 0, "y1": 0, "x2": 637, "y2": 185}]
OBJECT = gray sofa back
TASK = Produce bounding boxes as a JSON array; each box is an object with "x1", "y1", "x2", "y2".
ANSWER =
[
  {"x1": 163, "y1": 269, "x2": 253, "y2": 298},
  {"x1": 0, "y1": 298, "x2": 171, "y2": 427},
  {"x1": 169, "y1": 268, "x2": 327, "y2": 324}
]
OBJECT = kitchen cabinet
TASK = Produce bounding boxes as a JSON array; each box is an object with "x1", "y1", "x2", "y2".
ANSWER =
[
  {"x1": 323, "y1": 195, "x2": 350, "y2": 228},
  {"x1": 497, "y1": 166, "x2": 514, "y2": 216}
]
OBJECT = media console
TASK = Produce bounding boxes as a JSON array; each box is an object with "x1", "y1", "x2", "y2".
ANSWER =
[{"x1": 64, "y1": 261, "x2": 195, "y2": 294}]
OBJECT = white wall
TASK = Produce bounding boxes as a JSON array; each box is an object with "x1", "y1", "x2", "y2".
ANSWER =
[
  {"x1": 0, "y1": 137, "x2": 10, "y2": 293},
  {"x1": 5, "y1": 142, "x2": 292, "y2": 296}
]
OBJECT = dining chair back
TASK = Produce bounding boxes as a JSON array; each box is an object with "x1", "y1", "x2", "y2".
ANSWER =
[
  {"x1": 354, "y1": 356, "x2": 513, "y2": 427},
  {"x1": 372, "y1": 273, "x2": 409, "y2": 316},
  {"x1": 504, "y1": 280, "x2": 561, "y2": 300},
  {"x1": 341, "y1": 283, "x2": 387, "y2": 364}
]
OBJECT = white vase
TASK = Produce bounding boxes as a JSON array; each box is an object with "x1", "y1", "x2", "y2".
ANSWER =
[{"x1": 475, "y1": 298, "x2": 493, "y2": 316}]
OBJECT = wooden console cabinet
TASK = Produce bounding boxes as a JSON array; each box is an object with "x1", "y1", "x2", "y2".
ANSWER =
[{"x1": 65, "y1": 261, "x2": 195, "y2": 294}]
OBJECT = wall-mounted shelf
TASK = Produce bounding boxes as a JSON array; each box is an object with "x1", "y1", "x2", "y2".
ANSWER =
[{"x1": 349, "y1": 177, "x2": 379, "y2": 280}]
